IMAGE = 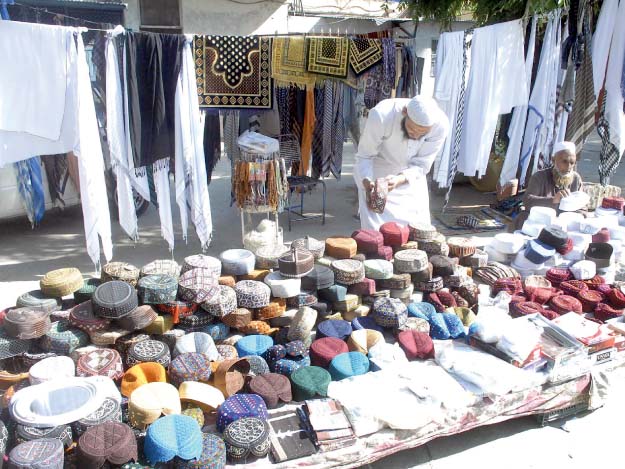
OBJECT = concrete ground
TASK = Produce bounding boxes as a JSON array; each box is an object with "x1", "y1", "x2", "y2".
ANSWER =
[{"x1": 0, "y1": 133, "x2": 624, "y2": 468}]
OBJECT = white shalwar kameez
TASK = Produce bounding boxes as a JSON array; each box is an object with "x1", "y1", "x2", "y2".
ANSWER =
[{"x1": 353, "y1": 98, "x2": 449, "y2": 231}]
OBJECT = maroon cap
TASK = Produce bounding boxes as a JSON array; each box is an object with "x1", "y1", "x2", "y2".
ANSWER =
[
  {"x1": 578, "y1": 290, "x2": 604, "y2": 312},
  {"x1": 379, "y1": 222, "x2": 409, "y2": 247},
  {"x1": 398, "y1": 330, "x2": 434, "y2": 360},
  {"x1": 592, "y1": 228, "x2": 611, "y2": 243},
  {"x1": 309, "y1": 337, "x2": 348, "y2": 368},
  {"x1": 559, "y1": 280, "x2": 588, "y2": 297},
  {"x1": 348, "y1": 278, "x2": 376, "y2": 296},
  {"x1": 594, "y1": 302, "x2": 624, "y2": 322},
  {"x1": 351, "y1": 230, "x2": 384, "y2": 254},
  {"x1": 607, "y1": 288, "x2": 625, "y2": 308},
  {"x1": 549, "y1": 295, "x2": 583, "y2": 314}
]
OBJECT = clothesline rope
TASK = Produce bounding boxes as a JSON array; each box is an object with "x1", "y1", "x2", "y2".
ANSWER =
[{"x1": 13, "y1": 2, "x2": 114, "y2": 30}]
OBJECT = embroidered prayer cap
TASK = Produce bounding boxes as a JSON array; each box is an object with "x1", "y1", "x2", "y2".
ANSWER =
[
  {"x1": 202, "y1": 322, "x2": 230, "y2": 342},
  {"x1": 235, "y1": 280, "x2": 271, "y2": 309},
  {"x1": 510, "y1": 301, "x2": 545, "y2": 317},
  {"x1": 546, "y1": 267, "x2": 574, "y2": 286},
  {"x1": 173, "y1": 332, "x2": 220, "y2": 360},
  {"x1": 446, "y1": 237, "x2": 476, "y2": 258},
  {"x1": 15, "y1": 423, "x2": 73, "y2": 449},
  {"x1": 222, "y1": 308, "x2": 253, "y2": 329},
  {"x1": 239, "y1": 269, "x2": 270, "y2": 282},
  {"x1": 254, "y1": 244, "x2": 290, "y2": 270},
  {"x1": 585, "y1": 243, "x2": 614, "y2": 269},
  {"x1": 219, "y1": 275, "x2": 237, "y2": 288},
  {"x1": 363, "y1": 259, "x2": 394, "y2": 280},
  {"x1": 127, "y1": 382, "x2": 181, "y2": 429},
  {"x1": 549, "y1": 295, "x2": 583, "y2": 314},
  {"x1": 348, "y1": 278, "x2": 376, "y2": 296},
  {"x1": 121, "y1": 362, "x2": 167, "y2": 397},
  {"x1": 286, "y1": 291, "x2": 318, "y2": 309},
  {"x1": 178, "y1": 268, "x2": 219, "y2": 304},
  {"x1": 406, "y1": 95, "x2": 439, "y2": 126},
  {"x1": 115, "y1": 332, "x2": 150, "y2": 356},
  {"x1": 373, "y1": 297, "x2": 408, "y2": 328},
  {"x1": 235, "y1": 334, "x2": 273, "y2": 357},
  {"x1": 287, "y1": 306, "x2": 318, "y2": 342},
  {"x1": 328, "y1": 352, "x2": 370, "y2": 381},
  {"x1": 76, "y1": 421, "x2": 137, "y2": 467},
  {"x1": 379, "y1": 222, "x2": 409, "y2": 247},
  {"x1": 316, "y1": 319, "x2": 352, "y2": 341},
  {"x1": 291, "y1": 367, "x2": 331, "y2": 401},
  {"x1": 377, "y1": 273, "x2": 411, "y2": 291},
  {"x1": 10, "y1": 377, "x2": 107, "y2": 428},
  {"x1": 73, "y1": 278, "x2": 101, "y2": 304},
  {"x1": 39, "y1": 320, "x2": 89, "y2": 355},
  {"x1": 571, "y1": 260, "x2": 597, "y2": 280},
  {"x1": 351, "y1": 229, "x2": 384, "y2": 254},
  {"x1": 351, "y1": 315, "x2": 384, "y2": 333},
  {"x1": 16, "y1": 290, "x2": 61, "y2": 314},
  {"x1": 552, "y1": 140, "x2": 576, "y2": 155},
  {"x1": 137, "y1": 275, "x2": 178, "y2": 305},
  {"x1": 89, "y1": 327, "x2": 132, "y2": 346},
  {"x1": 371, "y1": 244, "x2": 394, "y2": 261},
  {"x1": 201, "y1": 285, "x2": 237, "y2": 318},
  {"x1": 223, "y1": 417, "x2": 271, "y2": 461},
  {"x1": 168, "y1": 352, "x2": 212, "y2": 387},
  {"x1": 125, "y1": 339, "x2": 171, "y2": 368},
  {"x1": 262, "y1": 271, "x2": 300, "y2": 299},
  {"x1": 578, "y1": 290, "x2": 604, "y2": 311},
  {"x1": 155, "y1": 301, "x2": 197, "y2": 325},
  {"x1": 178, "y1": 382, "x2": 224, "y2": 414},
  {"x1": 249, "y1": 373, "x2": 292, "y2": 408},
  {"x1": 411, "y1": 263, "x2": 433, "y2": 284},
  {"x1": 441, "y1": 313, "x2": 465, "y2": 338},
  {"x1": 92, "y1": 280, "x2": 138, "y2": 319},
  {"x1": 175, "y1": 432, "x2": 226, "y2": 469},
  {"x1": 243, "y1": 355, "x2": 270, "y2": 376},
  {"x1": 291, "y1": 236, "x2": 325, "y2": 259},
  {"x1": 181, "y1": 254, "x2": 221, "y2": 277},
  {"x1": 101, "y1": 262, "x2": 140, "y2": 286},
  {"x1": 607, "y1": 287, "x2": 625, "y2": 308},
  {"x1": 116, "y1": 305, "x2": 158, "y2": 331},
  {"x1": 602, "y1": 196, "x2": 625, "y2": 210},
  {"x1": 325, "y1": 236, "x2": 358, "y2": 259},
  {"x1": 318, "y1": 284, "x2": 347, "y2": 303},
  {"x1": 430, "y1": 255, "x2": 456, "y2": 278},
  {"x1": 68, "y1": 300, "x2": 110, "y2": 333},
  {"x1": 179, "y1": 311, "x2": 214, "y2": 331},
  {"x1": 40, "y1": 267, "x2": 83, "y2": 298},
  {"x1": 398, "y1": 330, "x2": 435, "y2": 360},
  {"x1": 395, "y1": 316, "x2": 431, "y2": 336},
  {"x1": 331, "y1": 259, "x2": 365, "y2": 285},
  {"x1": 220, "y1": 249, "x2": 256, "y2": 276},
  {"x1": 309, "y1": 337, "x2": 349, "y2": 368},
  {"x1": 142, "y1": 314, "x2": 174, "y2": 335},
  {"x1": 140, "y1": 259, "x2": 181, "y2": 278},
  {"x1": 408, "y1": 222, "x2": 437, "y2": 242},
  {"x1": 3, "y1": 307, "x2": 51, "y2": 339},
  {"x1": 143, "y1": 414, "x2": 202, "y2": 464},
  {"x1": 278, "y1": 248, "x2": 315, "y2": 278},
  {"x1": 560, "y1": 280, "x2": 588, "y2": 297},
  {"x1": 538, "y1": 227, "x2": 569, "y2": 249},
  {"x1": 240, "y1": 320, "x2": 278, "y2": 336},
  {"x1": 594, "y1": 303, "x2": 624, "y2": 322},
  {"x1": 269, "y1": 354, "x2": 311, "y2": 378},
  {"x1": 254, "y1": 300, "x2": 285, "y2": 321},
  {"x1": 75, "y1": 348, "x2": 124, "y2": 382},
  {"x1": 523, "y1": 239, "x2": 556, "y2": 265},
  {"x1": 28, "y1": 356, "x2": 75, "y2": 385},
  {"x1": 302, "y1": 265, "x2": 335, "y2": 291},
  {"x1": 8, "y1": 438, "x2": 64, "y2": 469},
  {"x1": 346, "y1": 329, "x2": 384, "y2": 354},
  {"x1": 216, "y1": 394, "x2": 268, "y2": 433}
]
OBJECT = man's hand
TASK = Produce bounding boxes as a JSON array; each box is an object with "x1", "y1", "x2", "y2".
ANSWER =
[
  {"x1": 552, "y1": 189, "x2": 570, "y2": 204},
  {"x1": 386, "y1": 174, "x2": 407, "y2": 191},
  {"x1": 362, "y1": 178, "x2": 373, "y2": 192}
]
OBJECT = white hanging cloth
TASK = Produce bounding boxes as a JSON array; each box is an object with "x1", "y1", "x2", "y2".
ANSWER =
[
  {"x1": 458, "y1": 19, "x2": 528, "y2": 178},
  {"x1": 433, "y1": 30, "x2": 465, "y2": 188},
  {"x1": 499, "y1": 16, "x2": 538, "y2": 186},
  {"x1": 175, "y1": 36, "x2": 213, "y2": 249},
  {"x1": 0, "y1": 21, "x2": 112, "y2": 268},
  {"x1": 592, "y1": 0, "x2": 619, "y2": 98},
  {"x1": 519, "y1": 11, "x2": 562, "y2": 186}
]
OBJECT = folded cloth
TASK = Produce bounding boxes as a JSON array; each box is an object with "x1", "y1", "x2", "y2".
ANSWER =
[
  {"x1": 351, "y1": 229, "x2": 384, "y2": 254},
  {"x1": 585, "y1": 243, "x2": 614, "y2": 269},
  {"x1": 291, "y1": 236, "x2": 326, "y2": 259},
  {"x1": 75, "y1": 350, "x2": 123, "y2": 385},
  {"x1": 100, "y1": 262, "x2": 140, "y2": 286},
  {"x1": 181, "y1": 254, "x2": 221, "y2": 277},
  {"x1": 3, "y1": 307, "x2": 51, "y2": 339},
  {"x1": 394, "y1": 249, "x2": 428, "y2": 273},
  {"x1": 29, "y1": 356, "x2": 75, "y2": 385},
  {"x1": 538, "y1": 227, "x2": 568, "y2": 248},
  {"x1": 594, "y1": 303, "x2": 624, "y2": 322},
  {"x1": 16, "y1": 290, "x2": 61, "y2": 314},
  {"x1": 125, "y1": 339, "x2": 171, "y2": 368},
  {"x1": 290, "y1": 366, "x2": 331, "y2": 401},
  {"x1": 446, "y1": 237, "x2": 476, "y2": 258},
  {"x1": 220, "y1": 249, "x2": 256, "y2": 276},
  {"x1": 301, "y1": 265, "x2": 335, "y2": 291},
  {"x1": 318, "y1": 285, "x2": 347, "y2": 302},
  {"x1": 398, "y1": 330, "x2": 434, "y2": 360},
  {"x1": 40, "y1": 268, "x2": 83, "y2": 298},
  {"x1": 373, "y1": 297, "x2": 408, "y2": 328},
  {"x1": 73, "y1": 278, "x2": 102, "y2": 304},
  {"x1": 39, "y1": 320, "x2": 89, "y2": 355},
  {"x1": 316, "y1": 319, "x2": 352, "y2": 340},
  {"x1": 278, "y1": 248, "x2": 315, "y2": 278},
  {"x1": 329, "y1": 352, "x2": 370, "y2": 380},
  {"x1": 143, "y1": 414, "x2": 203, "y2": 464},
  {"x1": 409, "y1": 222, "x2": 437, "y2": 241},
  {"x1": 9, "y1": 439, "x2": 65, "y2": 469},
  {"x1": 216, "y1": 394, "x2": 268, "y2": 433},
  {"x1": 346, "y1": 329, "x2": 384, "y2": 354},
  {"x1": 379, "y1": 222, "x2": 409, "y2": 246},
  {"x1": 116, "y1": 305, "x2": 158, "y2": 331},
  {"x1": 178, "y1": 269, "x2": 219, "y2": 303},
  {"x1": 92, "y1": 281, "x2": 138, "y2": 319},
  {"x1": 549, "y1": 295, "x2": 583, "y2": 314},
  {"x1": 223, "y1": 417, "x2": 271, "y2": 461},
  {"x1": 325, "y1": 237, "x2": 357, "y2": 259},
  {"x1": 168, "y1": 352, "x2": 212, "y2": 387},
  {"x1": 127, "y1": 382, "x2": 181, "y2": 429},
  {"x1": 348, "y1": 278, "x2": 376, "y2": 296},
  {"x1": 363, "y1": 259, "x2": 394, "y2": 280},
  {"x1": 331, "y1": 259, "x2": 365, "y2": 285},
  {"x1": 140, "y1": 259, "x2": 181, "y2": 278},
  {"x1": 570, "y1": 260, "x2": 597, "y2": 280},
  {"x1": 137, "y1": 274, "x2": 178, "y2": 304},
  {"x1": 524, "y1": 239, "x2": 556, "y2": 264}
]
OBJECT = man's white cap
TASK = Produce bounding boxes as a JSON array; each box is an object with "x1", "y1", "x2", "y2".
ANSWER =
[
  {"x1": 553, "y1": 140, "x2": 576, "y2": 155},
  {"x1": 406, "y1": 96, "x2": 438, "y2": 126}
]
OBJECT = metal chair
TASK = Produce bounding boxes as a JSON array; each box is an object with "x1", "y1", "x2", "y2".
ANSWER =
[{"x1": 277, "y1": 134, "x2": 326, "y2": 231}]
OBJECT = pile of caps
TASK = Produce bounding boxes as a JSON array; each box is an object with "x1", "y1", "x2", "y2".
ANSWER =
[{"x1": 1, "y1": 215, "x2": 622, "y2": 467}]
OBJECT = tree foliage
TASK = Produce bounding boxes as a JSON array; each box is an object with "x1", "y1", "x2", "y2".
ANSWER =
[{"x1": 398, "y1": 0, "x2": 568, "y2": 28}]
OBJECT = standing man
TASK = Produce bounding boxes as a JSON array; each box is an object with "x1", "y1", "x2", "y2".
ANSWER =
[{"x1": 354, "y1": 96, "x2": 449, "y2": 230}]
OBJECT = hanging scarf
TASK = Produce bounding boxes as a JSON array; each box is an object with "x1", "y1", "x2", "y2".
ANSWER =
[
  {"x1": 381, "y1": 38, "x2": 396, "y2": 85},
  {"x1": 41, "y1": 153, "x2": 69, "y2": 206},
  {"x1": 13, "y1": 157, "x2": 45, "y2": 227},
  {"x1": 203, "y1": 112, "x2": 221, "y2": 184}
]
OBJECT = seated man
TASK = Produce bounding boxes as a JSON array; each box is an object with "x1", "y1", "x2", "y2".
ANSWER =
[{"x1": 514, "y1": 141, "x2": 583, "y2": 229}]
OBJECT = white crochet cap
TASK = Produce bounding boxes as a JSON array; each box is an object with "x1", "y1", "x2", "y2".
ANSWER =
[
  {"x1": 570, "y1": 260, "x2": 596, "y2": 280},
  {"x1": 553, "y1": 140, "x2": 577, "y2": 155},
  {"x1": 406, "y1": 96, "x2": 438, "y2": 126}
]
